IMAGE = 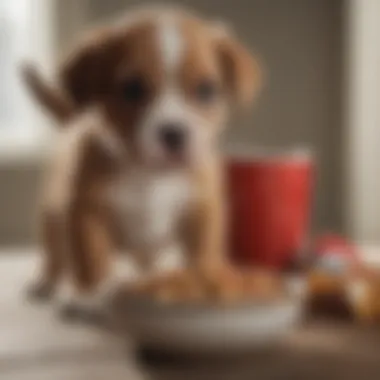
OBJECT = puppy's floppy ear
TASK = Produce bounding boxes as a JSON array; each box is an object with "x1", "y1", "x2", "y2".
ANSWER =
[
  {"x1": 60, "y1": 28, "x2": 121, "y2": 107},
  {"x1": 214, "y1": 24, "x2": 262, "y2": 108}
]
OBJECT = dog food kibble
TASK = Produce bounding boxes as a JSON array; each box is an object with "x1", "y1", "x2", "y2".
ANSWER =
[{"x1": 134, "y1": 266, "x2": 285, "y2": 304}]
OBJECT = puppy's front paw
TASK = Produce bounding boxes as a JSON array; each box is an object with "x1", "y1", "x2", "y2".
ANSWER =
[
  {"x1": 56, "y1": 281, "x2": 115, "y2": 324},
  {"x1": 58, "y1": 293, "x2": 107, "y2": 324},
  {"x1": 26, "y1": 279, "x2": 55, "y2": 302}
]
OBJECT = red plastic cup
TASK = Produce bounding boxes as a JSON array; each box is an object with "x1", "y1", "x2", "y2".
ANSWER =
[{"x1": 226, "y1": 148, "x2": 314, "y2": 269}]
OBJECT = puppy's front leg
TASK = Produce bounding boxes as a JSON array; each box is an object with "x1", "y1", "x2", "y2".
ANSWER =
[
  {"x1": 186, "y1": 159, "x2": 228, "y2": 285},
  {"x1": 68, "y1": 201, "x2": 113, "y2": 296},
  {"x1": 27, "y1": 210, "x2": 65, "y2": 301},
  {"x1": 58, "y1": 130, "x2": 118, "y2": 318}
]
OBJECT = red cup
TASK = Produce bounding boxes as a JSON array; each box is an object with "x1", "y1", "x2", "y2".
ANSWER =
[{"x1": 226, "y1": 148, "x2": 314, "y2": 269}]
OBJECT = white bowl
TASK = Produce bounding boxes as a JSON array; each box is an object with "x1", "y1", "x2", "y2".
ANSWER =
[{"x1": 110, "y1": 292, "x2": 303, "y2": 354}]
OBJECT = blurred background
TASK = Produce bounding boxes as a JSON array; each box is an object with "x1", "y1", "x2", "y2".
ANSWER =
[{"x1": 0, "y1": 0, "x2": 379, "y2": 247}]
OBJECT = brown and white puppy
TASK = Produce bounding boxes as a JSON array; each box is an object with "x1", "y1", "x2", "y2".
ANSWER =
[{"x1": 23, "y1": 7, "x2": 261, "y2": 310}]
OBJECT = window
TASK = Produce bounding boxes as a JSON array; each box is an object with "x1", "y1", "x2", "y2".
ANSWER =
[
  {"x1": 0, "y1": 1, "x2": 29, "y2": 131},
  {"x1": 0, "y1": 0, "x2": 53, "y2": 153}
]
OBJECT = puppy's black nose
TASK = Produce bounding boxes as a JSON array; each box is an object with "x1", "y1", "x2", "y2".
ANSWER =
[{"x1": 159, "y1": 124, "x2": 187, "y2": 152}]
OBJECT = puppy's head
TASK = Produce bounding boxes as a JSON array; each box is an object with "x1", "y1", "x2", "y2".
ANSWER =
[{"x1": 60, "y1": 8, "x2": 261, "y2": 168}]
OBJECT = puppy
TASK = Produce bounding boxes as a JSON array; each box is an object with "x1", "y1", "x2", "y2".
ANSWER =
[{"x1": 23, "y1": 7, "x2": 261, "y2": 311}]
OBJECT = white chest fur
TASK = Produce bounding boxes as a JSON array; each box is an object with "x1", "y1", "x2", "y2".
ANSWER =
[{"x1": 111, "y1": 167, "x2": 194, "y2": 252}]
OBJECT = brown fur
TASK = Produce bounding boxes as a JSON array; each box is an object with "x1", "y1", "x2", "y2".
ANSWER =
[{"x1": 24, "y1": 8, "x2": 261, "y2": 302}]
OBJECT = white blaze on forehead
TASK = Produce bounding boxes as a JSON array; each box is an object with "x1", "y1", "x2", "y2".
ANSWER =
[
  {"x1": 138, "y1": 14, "x2": 216, "y2": 166},
  {"x1": 157, "y1": 17, "x2": 184, "y2": 74}
]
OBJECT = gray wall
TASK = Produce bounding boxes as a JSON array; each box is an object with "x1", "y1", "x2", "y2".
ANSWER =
[{"x1": 0, "y1": 0, "x2": 344, "y2": 244}]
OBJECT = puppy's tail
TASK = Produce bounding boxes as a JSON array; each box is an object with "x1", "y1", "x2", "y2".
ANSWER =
[{"x1": 20, "y1": 63, "x2": 75, "y2": 124}]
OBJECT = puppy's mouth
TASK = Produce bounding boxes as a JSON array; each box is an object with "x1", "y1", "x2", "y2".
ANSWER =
[
  {"x1": 157, "y1": 147, "x2": 192, "y2": 168},
  {"x1": 135, "y1": 142, "x2": 191, "y2": 170}
]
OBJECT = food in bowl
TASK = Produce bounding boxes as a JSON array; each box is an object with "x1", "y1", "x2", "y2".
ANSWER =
[{"x1": 127, "y1": 265, "x2": 291, "y2": 305}]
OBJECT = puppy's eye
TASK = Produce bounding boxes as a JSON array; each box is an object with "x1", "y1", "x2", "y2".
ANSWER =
[
  {"x1": 122, "y1": 77, "x2": 147, "y2": 103},
  {"x1": 195, "y1": 80, "x2": 219, "y2": 103}
]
